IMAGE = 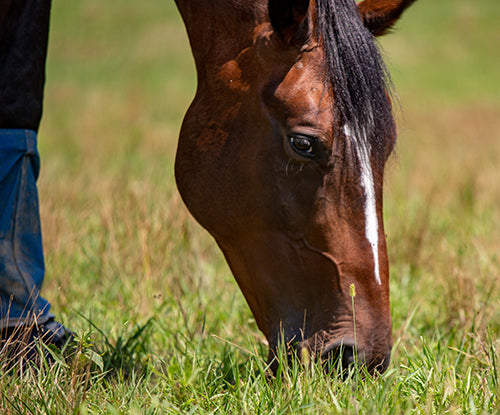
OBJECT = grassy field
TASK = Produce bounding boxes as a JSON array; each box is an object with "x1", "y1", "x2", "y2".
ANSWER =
[{"x1": 1, "y1": 0, "x2": 499, "y2": 413}]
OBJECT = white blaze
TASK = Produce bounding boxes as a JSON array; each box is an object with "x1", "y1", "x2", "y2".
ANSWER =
[{"x1": 343, "y1": 125, "x2": 381, "y2": 285}]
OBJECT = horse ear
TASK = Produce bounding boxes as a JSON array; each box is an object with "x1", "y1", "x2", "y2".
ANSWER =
[
  {"x1": 269, "y1": 0, "x2": 310, "y2": 44},
  {"x1": 357, "y1": 0, "x2": 417, "y2": 37}
]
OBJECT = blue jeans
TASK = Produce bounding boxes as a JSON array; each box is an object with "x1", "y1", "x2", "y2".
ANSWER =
[{"x1": 0, "y1": 129, "x2": 51, "y2": 328}]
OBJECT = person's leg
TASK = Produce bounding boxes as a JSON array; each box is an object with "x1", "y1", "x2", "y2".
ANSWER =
[
  {"x1": 0, "y1": 2, "x2": 73, "y2": 370},
  {"x1": 0, "y1": 129, "x2": 50, "y2": 327},
  {"x1": 0, "y1": 129, "x2": 72, "y2": 367}
]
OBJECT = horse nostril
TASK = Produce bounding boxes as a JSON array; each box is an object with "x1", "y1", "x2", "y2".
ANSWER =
[
  {"x1": 339, "y1": 345, "x2": 356, "y2": 368},
  {"x1": 321, "y1": 342, "x2": 358, "y2": 375}
]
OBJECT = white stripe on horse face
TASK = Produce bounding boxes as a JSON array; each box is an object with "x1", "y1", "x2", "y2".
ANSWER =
[{"x1": 343, "y1": 125, "x2": 381, "y2": 285}]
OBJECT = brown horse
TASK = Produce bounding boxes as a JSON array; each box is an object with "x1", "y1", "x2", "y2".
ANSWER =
[{"x1": 174, "y1": 0, "x2": 416, "y2": 374}]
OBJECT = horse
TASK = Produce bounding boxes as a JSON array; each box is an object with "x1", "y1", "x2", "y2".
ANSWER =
[{"x1": 174, "y1": 0, "x2": 416, "y2": 374}]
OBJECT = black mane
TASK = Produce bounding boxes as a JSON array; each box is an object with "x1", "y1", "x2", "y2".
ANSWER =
[{"x1": 315, "y1": 0, "x2": 395, "y2": 166}]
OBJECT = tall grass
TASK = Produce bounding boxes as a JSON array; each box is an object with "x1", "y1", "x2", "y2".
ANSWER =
[{"x1": 1, "y1": 0, "x2": 498, "y2": 413}]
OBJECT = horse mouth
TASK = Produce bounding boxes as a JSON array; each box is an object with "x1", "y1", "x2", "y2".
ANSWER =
[
  {"x1": 319, "y1": 338, "x2": 392, "y2": 375},
  {"x1": 266, "y1": 336, "x2": 391, "y2": 377}
]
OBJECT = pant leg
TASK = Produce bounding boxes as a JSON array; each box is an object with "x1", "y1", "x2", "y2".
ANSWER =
[{"x1": 0, "y1": 129, "x2": 51, "y2": 328}]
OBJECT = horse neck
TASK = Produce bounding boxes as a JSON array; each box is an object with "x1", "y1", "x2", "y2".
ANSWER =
[{"x1": 175, "y1": 0, "x2": 268, "y2": 75}]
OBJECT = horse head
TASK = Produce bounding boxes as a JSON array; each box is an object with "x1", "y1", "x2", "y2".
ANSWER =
[{"x1": 174, "y1": 0, "x2": 416, "y2": 374}]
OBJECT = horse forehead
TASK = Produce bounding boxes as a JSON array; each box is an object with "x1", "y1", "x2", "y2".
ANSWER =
[
  {"x1": 272, "y1": 56, "x2": 333, "y2": 122},
  {"x1": 277, "y1": 70, "x2": 326, "y2": 106}
]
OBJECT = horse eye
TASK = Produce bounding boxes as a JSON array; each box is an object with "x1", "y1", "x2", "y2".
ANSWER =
[{"x1": 289, "y1": 135, "x2": 315, "y2": 158}]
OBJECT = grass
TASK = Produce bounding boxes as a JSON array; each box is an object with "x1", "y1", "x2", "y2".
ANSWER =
[{"x1": 1, "y1": 0, "x2": 499, "y2": 413}]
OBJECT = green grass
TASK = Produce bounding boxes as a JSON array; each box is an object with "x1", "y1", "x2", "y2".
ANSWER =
[{"x1": 1, "y1": 0, "x2": 499, "y2": 413}]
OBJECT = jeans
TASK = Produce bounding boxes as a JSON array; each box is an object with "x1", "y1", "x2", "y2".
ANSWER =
[{"x1": 0, "y1": 129, "x2": 51, "y2": 328}]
